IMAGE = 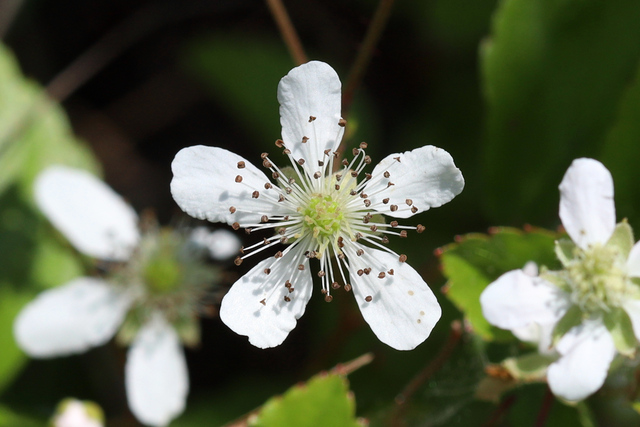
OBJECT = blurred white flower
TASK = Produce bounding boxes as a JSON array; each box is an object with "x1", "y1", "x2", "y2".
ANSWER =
[
  {"x1": 15, "y1": 166, "x2": 239, "y2": 426},
  {"x1": 481, "y1": 158, "x2": 640, "y2": 401},
  {"x1": 51, "y1": 399, "x2": 104, "y2": 427},
  {"x1": 171, "y1": 61, "x2": 464, "y2": 350}
]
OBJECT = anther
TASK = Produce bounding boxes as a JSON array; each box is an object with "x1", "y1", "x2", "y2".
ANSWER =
[
  {"x1": 263, "y1": 238, "x2": 269, "y2": 245},
  {"x1": 383, "y1": 171, "x2": 390, "y2": 178},
  {"x1": 332, "y1": 282, "x2": 341, "y2": 289},
  {"x1": 411, "y1": 206, "x2": 418, "y2": 214},
  {"x1": 406, "y1": 199, "x2": 413, "y2": 206},
  {"x1": 314, "y1": 172, "x2": 321, "y2": 179},
  {"x1": 324, "y1": 149, "x2": 331, "y2": 156},
  {"x1": 278, "y1": 228, "x2": 286, "y2": 235},
  {"x1": 275, "y1": 139, "x2": 284, "y2": 148},
  {"x1": 352, "y1": 148, "x2": 359, "y2": 156},
  {"x1": 338, "y1": 118, "x2": 347, "y2": 127},
  {"x1": 229, "y1": 206, "x2": 236, "y2": 213},
  {"x1": 370, "y1": 225, "x2": 378, "y2": 232},
  {"x1": 240, "y1": 246, "x2": 245, "y2": 254},
  {"x1": 360, "y1": 193, "x2": 368, "y2": 199},
  {"x1": 289, "y1": 287, "x2": 294, "y2": 293},
  {"x1": 335, "y1": 184, "x2": 341, "y2": 190},
  {"x1": 394, "y1": 156, "x2": 401, "y2": 162},
  {"x1": 390, "y1": 221, "x2": 398, "y2": 227},
  {"x1": 278, "y1": 194, "x2": 285, "y2": 202},
  {"x1": 387, "y1": 182, "x2": 395, "y2": 188},
  {"x1": 400, "y1": 230, "x2": 408, "y2": 238},
  {"x1": 378, "y1": 272, "x2": 386, "y2": 279},
  {"x1": 309, "y1": 116, "x2": 317, "y2": 122},
  {"x1": 286, "y1": 187, "x2": 293, "y2": 194},
  {"x1": 272, "y1": 171, "x2": 280, "y2": 179},
  {"x1": 364, "y1": 156, "x2": 371, "y2": 164},
  {"x1": 264, "y1": 183, "x2": 273, "y2": 189},
  {"x1": 302, "y1": 136, "x2": 309, "y2": 143},
  {"x1": 298, "y1": 159, "x2": 305, "y2": 166},
  {"x1": 336, "y1": 174, "x2": 342, "y2": 181},
  {"x1": 232, "y1": 222, "x2": 240, "y2": 230},
  {"x1": 234, "y1": 257, "x2": 243, "y2": 266},
  {"x1": 275, "y1": 251, "x2": 283, "y2": 259},
  {"x1": 390, "y1": 205, "x2": 398, "y2": 212},
  {"x1": 280, "y1": 237, "x2": 289, "y2": 243},
  {"x1": 283, "y1": 148, "x2": 291, "y2": 155},
  {"x1": 298, "y1": 264, "x2": 305, "y2": 270},
  {"x1": 318, "y1": 160, "x2": 324, "y2": 167},
  {"x1": 383, "y1": 198, "x2": 389, "y2": 204},
  {"x1": 284, "y1": 296, "x2": 291, "y2": 302},
  {"x1": 318, "y1": 270, "x2": 326, "y2": 278},
  {"x1": 261, "y1": 152, "x2": 269, "y2": 159},
  {"x1": 285, "y1": 281, "x2": 292, "y2": 288},
  {"x1": 350, "y1": 190, "x2": 357, "y2": 196},
  {"x1": 388, "y1": 269, "x2": 394, "y2": 275},
  {"x1": 264, "y1": 268, "x2": 271, "y2": 275},
  {"x1": 399, "y1": 254, "x2": 408, "y2": 263},
  {"x1": 344, "y1": 284, "x2": 352, "y2": 292},
  {"x1": 324, "y1": 295, "x2": 333, "y2": 302},
  {"x1": 252, "y1": 191, "x2": 260, "y2": 198},
  {"x1": 337, "y1": 237, "x2": 345, "y2": 248},
  {"x1": 381, "y1": 236, "x2": 389, "y2": 244},
  {"x1": 364, "y1": 268, "x2": 371, "y2": 275},
  {"x1": 263, "y1": 159, "x2": 272, "y2": 168},
  {"x1": 261, "y1": 215, "x2": 269, "y2": 223},
  {"x1": 357, "y1": 269, "x2": 364, "y2": 276},
  {"x1": 359, "y1": 142, "x2": 368, "y2": 149},
  {"x1": 351, "y1": 171, "x2": 358, "y2": 178},
  {"x1": 235, "y1": 175, "x2": 243, "y2": 183},
  {"x1": 342, "y1": 159, "x2": 349, "y2": 166},
  {"x1": 365, "y1": 173, "x2": 372, "y2": 180},
  {"x1": 245, "y1": 228, "x2": 252, "y2": 234},
  {"x1": 417, "y1": 224, "x2": 425, "y2": 233},
  {"x1": 237, "y1": 161, "x2": 245, "y2": 169},
  {"x1": 365, "y1": 295, "x2": 373, "y2": 302},
  {"x1": 364, "y1": 200, "x2": 371, "y2": 207},
  {"x1": 356, "y1": 249, "x2": 364, "y2": 256},
  {"x1": 338, "y1": 253, "x2": 345, "y2": 259},
  {"x1": 260, "y1": 299, "x2": 266, "y2": 305}
]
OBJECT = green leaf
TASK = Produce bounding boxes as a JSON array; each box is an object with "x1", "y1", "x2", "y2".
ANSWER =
[
  {"x1": 502, "y1": 352, "x2": 556, "y2": 382},
  {"x1": 481, "y1": 0, "x2": 640, "y2": 223},
  {"x1": 606, "y1": 220, "x2": 635, "y2": 261},
  {"x1": 250, "y1": 374, "x2": 362, "y2": 427},
  {"x1": 603, "y1": 307, "x2": 637, "y2": 357},
  {"x1": 551, "y1": 304, "x2": 582, "y2": 346},
  {"x1": 440, "y1": 227, "x2": 560, "y2": 340},
  {"x1": 0, "y1": 404, "x2": 43, "y2": 427}
]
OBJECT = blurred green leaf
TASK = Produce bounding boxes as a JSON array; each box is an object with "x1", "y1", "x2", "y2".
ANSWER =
[
  {"x1": 481, "y1": 0, "x2": 640, "y2": 223},
  {"x1": 250, "y1": 373, "x2": 362, "y2": 427},
  {"x1": 440, "y1": 227, "x2": 560, "y2": 340},
  {"x1": 0, "y1": 286, "x2": 34, "y2": 394},
  {"x1": 184, "y1": 35, "x2": 292, "y2": 145},
  {"x1": 0, "y1": 404, "x2": 43, "y2": 427}
]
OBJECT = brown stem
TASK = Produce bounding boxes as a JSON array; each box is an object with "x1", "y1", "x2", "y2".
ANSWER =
[
  {"x1": 391, "y1": 320, "x2": 464, "y2": 426},
  {"x1": 482, "y1": 394, "x2": 517, "y2": 427},
  {"x1": 342, "y1": 0, "x2": 396, "y2": 116},
  {"x1": 534, "y1": 386, "x2": 554, "y2": 427},
  {"x1": 265, "y1": 0, "x2": 308, "y2": 66}
]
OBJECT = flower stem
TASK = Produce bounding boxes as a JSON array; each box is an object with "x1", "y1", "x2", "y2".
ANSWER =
[
  {"x1": 391, "y1": 320, "x2": 463, "y2": 426},
  {"x1": 265, "y1": 0, "x2": 308, "y2": 66},
  {"x1": 342, "y1": 0, "x2": 396, "y2": 116},
  {"x1": 483, "y1": 394, "x2": 518, "y2": 427},
  {"x1": 535, "y1": 386, "x2": 554, "y2": 427}
]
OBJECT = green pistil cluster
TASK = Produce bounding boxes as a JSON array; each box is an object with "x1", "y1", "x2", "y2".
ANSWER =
[
  {"x1": 302, "y1": 194, "x2": 344, "y2": 239},
  {"x1": 565, "y1": 244, "x2": 628, "y2": 313}
]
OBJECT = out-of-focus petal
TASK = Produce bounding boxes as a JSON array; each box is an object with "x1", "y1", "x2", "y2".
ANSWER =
[
  {"x1": 365, "y1": 146, "x2": 464, "y2": 219},
  {"x1": 480, "y1": 269, "x2": 568, "y2": 331},
  {"x1": 559, "y1": 158, "x2": 615, "y2": 249},
  {"x1": 278, "y1": 61, "x2": 344, "y2": 175},
  {"x1": 347, "y1": 248, "x2": 441, "y2": 350},
  {"x1": 188, "y1": 227, "x2": 241, "y2": 261},
  {"x1": 219, "y1": 247, "x2": 313, "y2": 348},
  {"x1": 14, "y1": 277, "x2": 132, "y2": 357},
  {"x1": 35, "y1": 166, "x2": 139, "y2": 261},
  {"x1": 171, "y1": 146, "x2": 286, "y2": 227},
  {"x1": 125, "y1": 314, "x2": 188, "y2": 427},
  {"x1": 547, "y1": 321, "x2": 615, "y2": 401},
  {"x1": 626, "y1": 241, "x2": 640, "y2": 278},
  {"x1": 622, "y1": 299, "x2": 640, "y2": 342}
]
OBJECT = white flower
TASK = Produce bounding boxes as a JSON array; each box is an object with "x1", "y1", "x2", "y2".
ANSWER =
[
  {"x1": 480, "y1": 158, "x2": 640, "y2": 401},
  {"x1": 14, "y1": 166, "x2": 237, "y2": 426},
  {"x1": 171, "y1": 61, "x2": 465, "y2": 350},
  {"x1": 52, "y1": 399, "x2": 104, "y2": 427}
]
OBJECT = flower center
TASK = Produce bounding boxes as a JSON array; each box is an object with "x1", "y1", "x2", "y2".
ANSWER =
[
  {"x1": 302, "y1": 194, "x2": 344, "y2": 238},
  {"x1": 566, "y1": 244, "x2": 630, "y2": 313},
  {"x1": 143, "y1": 255, "x2": 183, "y2": 294}
]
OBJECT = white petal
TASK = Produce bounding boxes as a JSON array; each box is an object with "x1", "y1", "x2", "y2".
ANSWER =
[
  {"x1": 53, "y1": 400, "x2": 103, "y2": 427},
  {"x1": 219, "y1": 247, "x2": 313, "y2": 348},
  {"x1": 559, "y1": 158, "x2": 615, "y2": 249},
  {"x1": 512, "y1": 321, "x2": 557, "y2": 356},
  {"x1": 35, "y1": 166, "x2": 140, "y2": 261},
  {"x1": 278, "y1": 61, "x2": 344, "y2": 174},
  {"x1": 14, "y1": 277, "x2": 132, "y2": 357},
  {"x1": 626, "y1": 241, "x2": 640, "y2": 278},
  {"x1": 171, "y1": 146, "x2": 287, "y2": 226},
  {"x1": 622, "y1": 299, "x2": 640, "y2": 341},
  {"x1": 188, "y1": 227, "x2": 241, "y2": 261},
  {"x1": 125, "y1": 315, "x2": 188, "y2": 427},
  {"x1": 347, "y1": 248, "x2": 441, "y2": 350},
  {"x1": 480, "y1": 270, "x2": 568, "y2": 331},
  {"x1": 365, "y1": 146, "x2": 464, "y2": 219},
  {"x1": 547, "y1": 321, "x2": 615, "y2": 401}
]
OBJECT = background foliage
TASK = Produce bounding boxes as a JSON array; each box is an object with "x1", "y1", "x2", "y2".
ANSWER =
[{"x1": 2, "y1": 0, "x2": 640, "y2": 425}]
